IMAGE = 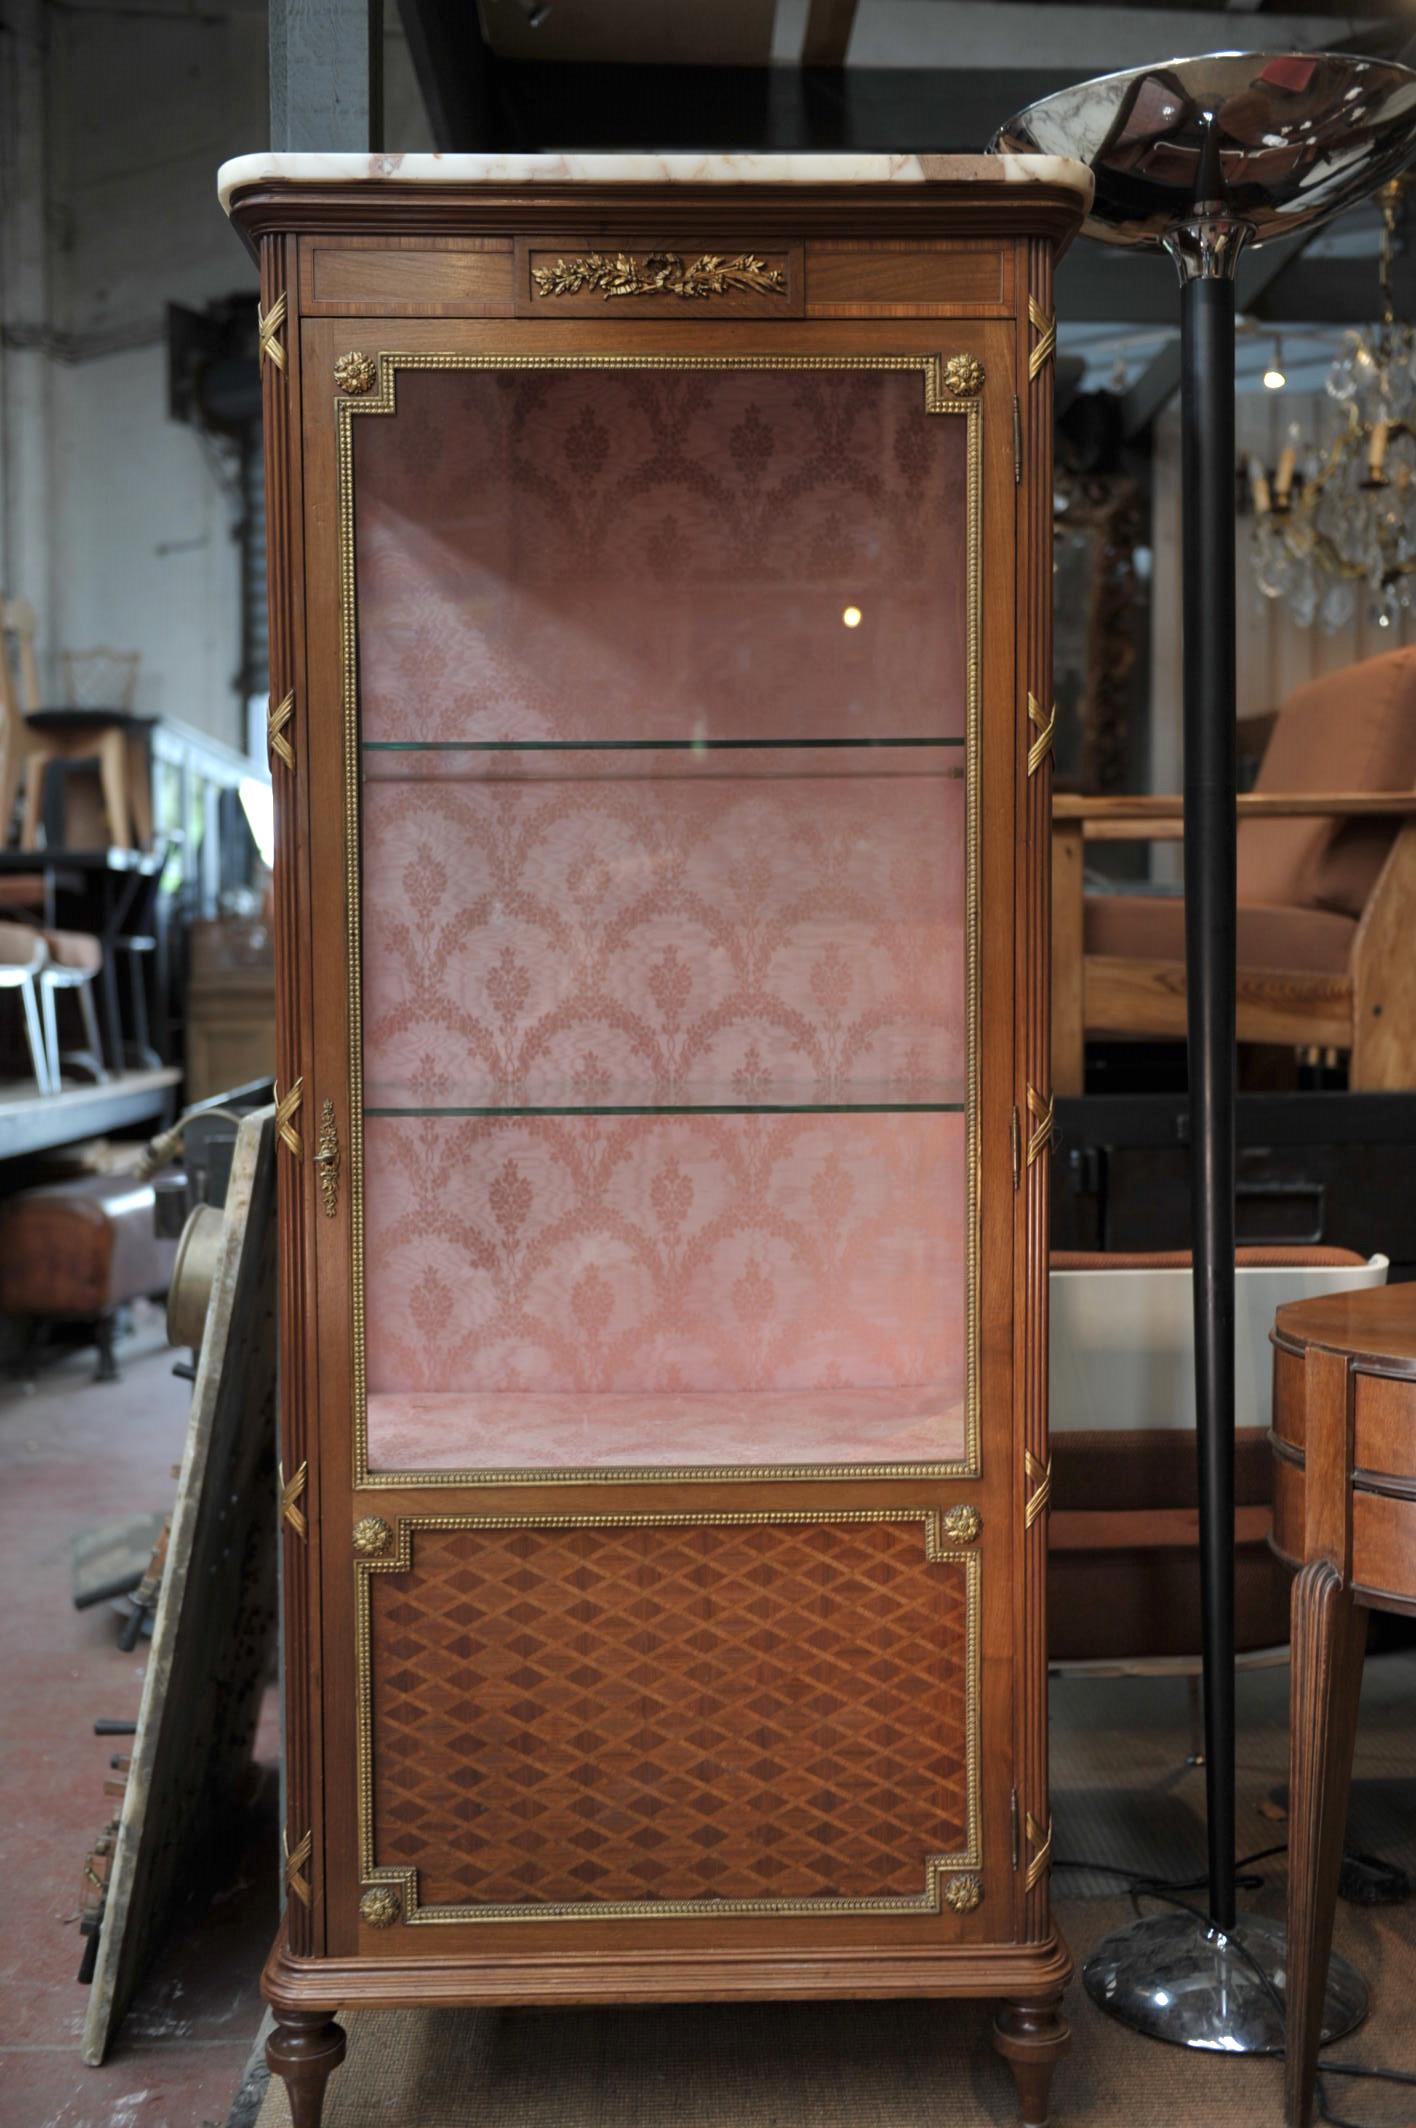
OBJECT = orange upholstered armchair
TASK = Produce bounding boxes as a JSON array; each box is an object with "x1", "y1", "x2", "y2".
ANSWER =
[{"x1": 1052, "y1": 645, "x2": 1416, "y2": 1092}]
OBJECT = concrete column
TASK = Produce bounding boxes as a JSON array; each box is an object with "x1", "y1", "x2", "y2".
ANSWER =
[{"x1": 0, "y1": 0, "x2": 57, "y2": 688}]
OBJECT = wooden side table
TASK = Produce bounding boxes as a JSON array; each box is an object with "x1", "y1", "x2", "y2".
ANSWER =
[{"x1": 1270, "y1": 1282, "x2": 1416, "y2": 2128}]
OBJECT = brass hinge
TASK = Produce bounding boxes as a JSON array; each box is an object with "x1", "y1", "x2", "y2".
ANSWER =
[
  {"x1": 1026, "y1": 692, "x2": 1056, "y2": 777},
  {"x1": 1025, "y1": 1082, "x2": 1054, "y2": 1168},
  {"x1": 314, "y1": 1097, "x2": 340, "y2": 1217},
  {"x1": 1025, "y1": 1811, "x2": 1054, "y2": 1894},
  {"x1": 1028, "y1": 294, "x2": 1056, "y2": 380},
  {"x1": 257, "y1": 291, "x2": 288, "y2": 373},
  {"x1": 283, "y1": 1826, "x2": 313, "y2": 1907},
  {"x1": 1024, "y1": 1448, "x2": 1053, "y2": 1531},
  {"x1": 1012, "y1": 394, "x2": 1022, "y2": 484},
  {"x1": 1011, "y1": 1105, "x2": 1021, "y2": 1191},
  {"x1": 1011, "y1": 1788, "x2": 1020, "y2": 1871},
  {"x1": 268, "y1": 690, "x2": 295, "y2": 772},
  {"x1": 274, "y1": 1076, "x2": 303, "y2": 1159},
  {"x1": 279, "y1": 1458, "x2": 309, "y2": 1540}
]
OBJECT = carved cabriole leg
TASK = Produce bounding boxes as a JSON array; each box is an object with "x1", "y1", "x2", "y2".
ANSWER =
[
  {"x1": 993, "y1": 1993, "x2": 1069, "y2": 2127},
  {"x1": 1286, "y1": 1560, "x2": 1367, "y2": 2128},
  {"x1": 266, "y1": 2009, "x2": 346, "y2": 2128}
]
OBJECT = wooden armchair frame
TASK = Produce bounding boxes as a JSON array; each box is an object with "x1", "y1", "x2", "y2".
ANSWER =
[{"x1": 1052, "y1": 791, "x2": 1416, "y2": 1095}]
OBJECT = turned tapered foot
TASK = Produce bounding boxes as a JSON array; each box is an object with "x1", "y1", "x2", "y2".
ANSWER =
[
  {"x1": 267, "y1": 2008, "x2": 346, "y2": 2128},
  {"x1": 994, "y1": 1993, "x2": 1069, "y2": 2127}
]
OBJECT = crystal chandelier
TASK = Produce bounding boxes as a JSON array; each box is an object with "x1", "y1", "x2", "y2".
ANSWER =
[{"x1": 1247, "y1": 179, "x2": 1416, "y2": 633}]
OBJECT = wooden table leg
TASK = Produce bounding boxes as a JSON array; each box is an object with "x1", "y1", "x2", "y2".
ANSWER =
[{"x1": 1286, "y1": 1558, "x2": 1367, "y2": 2128}]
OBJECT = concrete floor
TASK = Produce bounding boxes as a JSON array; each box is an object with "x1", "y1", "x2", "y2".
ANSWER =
[{"x1": 0, "y1": 1307, "x2": 274, "y2": 2128}]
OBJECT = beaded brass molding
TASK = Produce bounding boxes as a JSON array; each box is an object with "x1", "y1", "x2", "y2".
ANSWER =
[
  {"x1": 1024, "y1": 1812, "x2": 1054, "y2": 1894},
  {"x1": 532, "y1": 250, "x2": 787, "y2": 301},
  {"x1": 1025, "y1": 692, "x2": 1055, "y2": 777},
  {"x1": 1023, "y1": 1448, "x2": 1052, "y2": 1532},
  {"x1": 257, "y1": 292, "x2": 287, "y2": 374},
  {"x1": 1025, "y1": 1083, "x2": 1054, "y2": 1169},
  {"x1": 267, "y1": 690, "x2": 295, "y2": 771},
  {"x1": 279, "y1": 1459, "x2": 309, "y2": 1540},
  {"x1": 274, "y1": 1077, "x2": 303, "y2": 1159},
  {"x1": 336, "y1": 351, "x2": 983, "y2": 1489},
  {"x1": 283, "y1": 1826, "x2": 313, "y2": 1908},
  {"x1": 354, "y1": 1507, "x2": 981, "y2": 1926},
  {"x1": 315, "y1": 1098, "x2": 340, "y2": 1218},
  {"x1": 1027, "y1": 295, "x2": 1056, "y2": 380}
]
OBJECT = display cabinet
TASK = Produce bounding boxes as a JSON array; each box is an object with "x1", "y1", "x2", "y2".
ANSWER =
[{"x1": 222, "y1": 150, "x2": 1089, "y2": 2127}]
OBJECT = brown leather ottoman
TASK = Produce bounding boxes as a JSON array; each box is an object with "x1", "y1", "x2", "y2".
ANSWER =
[{"x1": 0, "y1": 1171, "x2": 179, "y2": 1379}]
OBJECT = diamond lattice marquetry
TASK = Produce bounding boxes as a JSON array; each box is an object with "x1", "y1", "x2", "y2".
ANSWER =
[{"x1": 370, "y1": 1518, "x2": 971, "y2": 1909}]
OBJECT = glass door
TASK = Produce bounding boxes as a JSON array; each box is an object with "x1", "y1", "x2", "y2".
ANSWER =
[{"x1": 342, "y1": 356, "x2": 978, "y2": 1483}]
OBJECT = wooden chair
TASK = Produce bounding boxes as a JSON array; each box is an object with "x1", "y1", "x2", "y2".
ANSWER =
[
  {"x1": 0, "y1": 598, "x2": 153, "y2": 852},
  {"x1": 1052, "y1": 645, "x2": 1416, "y2": 1093}
]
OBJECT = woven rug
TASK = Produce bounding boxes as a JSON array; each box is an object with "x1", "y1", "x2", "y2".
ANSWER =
[{"x1": 256, "y1": 1659, "x2": 1416, "y2": 2128}]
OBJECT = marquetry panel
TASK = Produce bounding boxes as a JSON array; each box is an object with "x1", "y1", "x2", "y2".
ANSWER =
[{"x1": 366, "y1": 1515, "x2": 977, "y2": 1915}]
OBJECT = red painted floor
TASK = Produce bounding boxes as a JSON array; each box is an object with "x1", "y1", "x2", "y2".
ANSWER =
[{"x1": 0, "y1": 1306, "x2": 274, "y2": 2127}]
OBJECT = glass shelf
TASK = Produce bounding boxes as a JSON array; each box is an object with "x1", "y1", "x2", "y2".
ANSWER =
[
  {"x1": 365, "y1": 1092, "x2": 965, "y2": 1118},
  {"x1": 367, "y1": 1102, "x2": 963, "y2": 1118},
  {"x1": 362, "y1": 736, "x2": 965, "y2": 753}
]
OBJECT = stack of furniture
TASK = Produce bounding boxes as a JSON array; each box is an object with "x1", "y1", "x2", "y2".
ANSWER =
[
  {"x1": 0, "y1": 598, "x2": 153, "y2": 852},
  {"x1": 185, "y1": 915, "x2": 275, "y2": 1099},
  {"x1": 223, "y1": 149, "x2": 1090, "y2": 2127},
  {"x1": 0, "y1": 1169, "x2": 179, "y2": 1380}
]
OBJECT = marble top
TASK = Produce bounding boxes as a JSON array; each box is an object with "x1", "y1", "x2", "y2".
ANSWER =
[{"x1": 218, "y1": 150, "x2": 1092, "y2": 217}]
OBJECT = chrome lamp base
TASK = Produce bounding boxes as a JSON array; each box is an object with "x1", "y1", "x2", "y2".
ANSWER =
[{"x1": 1083, "y1": 1911, "x2": 1367, "y2": 2056}]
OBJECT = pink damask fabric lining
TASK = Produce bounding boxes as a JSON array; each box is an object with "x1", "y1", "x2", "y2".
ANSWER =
[
  {"x1": 355, "y1": 368, "x2": 969, "y2": 1471},
  {"x1": 361, "y1": 753, "x2": 965, "y2": 1108},
  {"x1": 354, "y1": 367, "x2": 968, "y2": 744},
  {"x1": 369, "y1": 1385, "x2": 967, "y2": 1472},
  {"x1": 363, "y1": 1112, "x2": 966, "y2": 1464}
]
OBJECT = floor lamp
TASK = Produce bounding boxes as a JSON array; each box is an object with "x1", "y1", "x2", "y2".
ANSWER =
[{"x1": 995, "y1": 52, "x2": 1416, "y2": 2053}]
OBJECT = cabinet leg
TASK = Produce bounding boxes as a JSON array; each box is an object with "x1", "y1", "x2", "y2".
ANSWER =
[
  {"x1": 994, "y1": 1993, "x2": 1069, "y2": 2127},
  {"x1": 1286, "y1": 1560, "x2": 1366, "y2": 2128},
  {"x1": 266, "y1": 2009, "x2": 347, "y2": 2128}
]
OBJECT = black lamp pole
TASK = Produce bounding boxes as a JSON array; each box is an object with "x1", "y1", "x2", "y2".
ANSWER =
[
  {"x1": 1168, "y1": 197, "x2": 1245, "y2": 1931},
  {"x1": 994, "y1": 47, "x2": 1416, "y2": 2050}
]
